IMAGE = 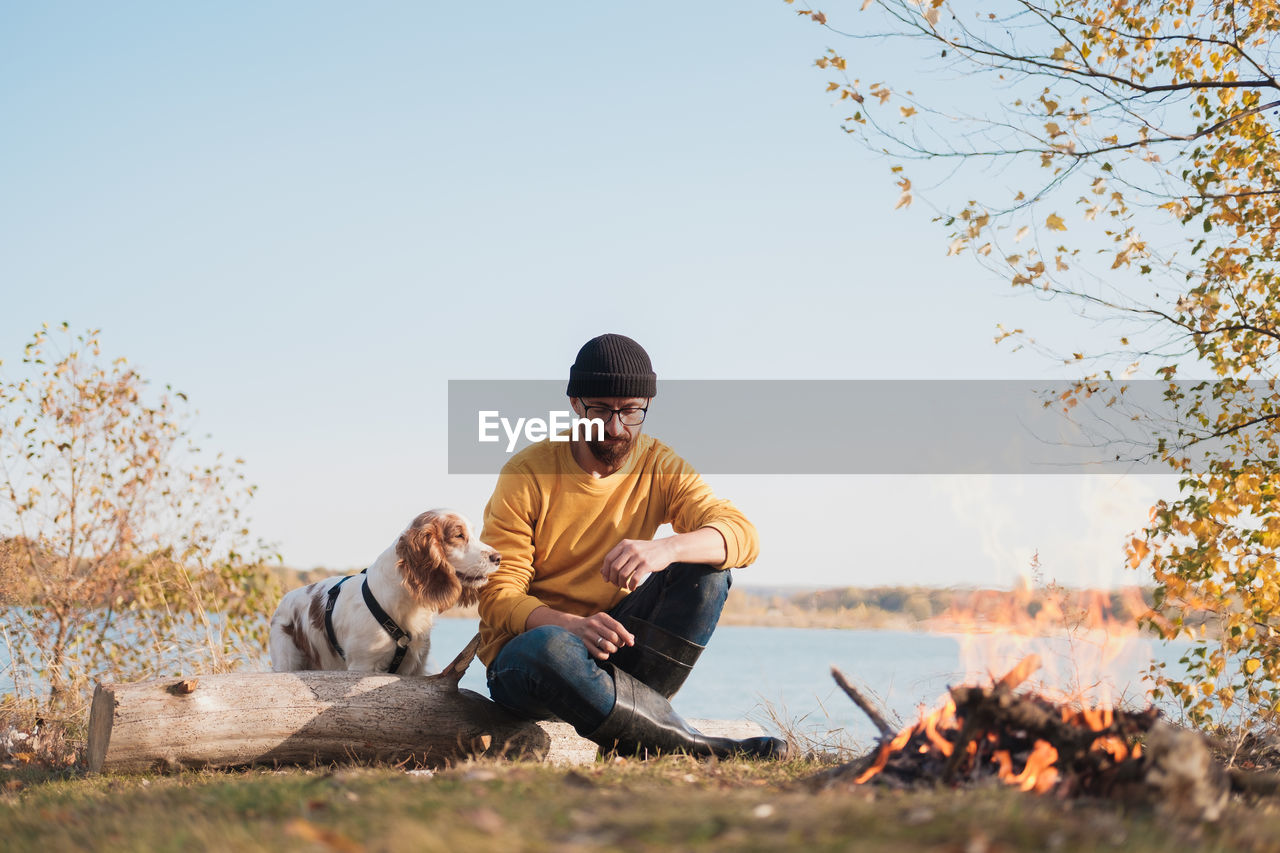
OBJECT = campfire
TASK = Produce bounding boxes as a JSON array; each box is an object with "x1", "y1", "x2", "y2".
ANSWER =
[
  {"x1": 813, "y1": 655, "x2": 1271, "y2": 823},
  {"x1": 839, "y1": 655, "x2": 1156, "y2": 796}
]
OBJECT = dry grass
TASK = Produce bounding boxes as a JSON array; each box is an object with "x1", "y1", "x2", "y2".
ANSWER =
[
  {"x1": 2, "y1": 690, "x2": 1279, "y2": 852},
  {"x1": 3, "y1": 756, "x2": 1280, "y2": 852}
]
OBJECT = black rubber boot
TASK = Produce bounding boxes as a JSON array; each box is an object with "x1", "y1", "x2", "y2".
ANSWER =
[
  {"x1": 614, "y1": 616, "x2": 704, "y2": 700},
  {"x1": 586, "y1": 666, "x2": 790, "y2": 760}
]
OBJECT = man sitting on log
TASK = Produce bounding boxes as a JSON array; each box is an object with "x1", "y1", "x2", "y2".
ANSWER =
[{"x1": 477, "y1": 333, "x2": 787, "y2": 759}]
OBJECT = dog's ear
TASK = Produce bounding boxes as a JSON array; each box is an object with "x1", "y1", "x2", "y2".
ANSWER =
[{"x1": 396, "y1": 511, "x2": 463, "y2": 611}]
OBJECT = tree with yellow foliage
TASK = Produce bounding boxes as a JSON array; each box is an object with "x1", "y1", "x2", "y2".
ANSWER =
[
  {"x1": 792, "y1": 0, "x2": 1280, "y2": 725},
  {"x1": 0, "y1": 325, "x2": 276, "y2": 708}
]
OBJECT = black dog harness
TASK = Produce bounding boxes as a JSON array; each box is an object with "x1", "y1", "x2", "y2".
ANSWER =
[{"x1": 324, "y1": 569, "x2": 413, "y2": 674}]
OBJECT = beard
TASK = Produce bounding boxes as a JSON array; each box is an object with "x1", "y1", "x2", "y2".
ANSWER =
[{"x1": 585, "y1": 433, "x2": 634, "y2": 467}]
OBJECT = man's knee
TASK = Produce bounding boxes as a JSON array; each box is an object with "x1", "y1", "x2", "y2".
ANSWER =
[
  {"x1": 662, "y1": 562, "x2": 732, "y2": 601},
  {"x1": 487, "y1": 625, "x2": 615, "y2": 728},
  {"x1": 494, "y1": 625, "x2": 588, "y2": 677}
]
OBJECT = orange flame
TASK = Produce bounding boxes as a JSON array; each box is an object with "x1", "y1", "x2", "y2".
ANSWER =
[
  {"x1": 1060, "y1": 702, "x2": 1138, "y2": 762},
  {"x1": 923, "y1": 698, "x2": 957, "y2": 757},
  {"x1": 1015, "y1": 740, "x2": 1060, "y2": 793},
  {"x1": 853, "y1": 723, "x2": 914, "y2": 784},
  {"x1": 1093, "y1": 736, "x2": 1130, "y2": 761},
  {"x1": 993, "y1": 741, "x2": 1059, "y2": 792},
  {"x1": 992, "y1": 749, "x2": 1013, "y2": 778}
]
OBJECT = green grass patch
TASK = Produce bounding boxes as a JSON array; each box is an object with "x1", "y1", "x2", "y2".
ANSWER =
[{"x1": 3, "y1": 757, "x2": 1280, "y2": 851}]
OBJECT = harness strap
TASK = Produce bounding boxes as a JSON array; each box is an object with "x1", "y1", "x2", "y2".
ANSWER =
[
  {"x1": 323, "y1": 573, "x2": 358, "y2": 660},
  {"x1": 324, "y1": 568, "x2": 412, "y2": 674},
  {"x1": 361, "y1": 577, "x2": 412, "y2": 675}
]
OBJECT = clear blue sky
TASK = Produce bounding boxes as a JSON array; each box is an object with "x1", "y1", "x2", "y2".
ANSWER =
[{"x1": 1, "y1": 1, "x2": 1170, "y2": 588}]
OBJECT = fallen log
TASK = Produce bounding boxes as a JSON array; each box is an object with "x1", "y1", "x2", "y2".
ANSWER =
[
  {"x1": 88, "y1": 672, "x2": 541, "y2": 772},
  {"x1": 86, "y1": 637, "x2": 763, "y2": 772}
]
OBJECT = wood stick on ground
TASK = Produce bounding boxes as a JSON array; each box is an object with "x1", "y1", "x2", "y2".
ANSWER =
[{"x1": 831, "y1": 666, "x2": 895, "y2": 739}]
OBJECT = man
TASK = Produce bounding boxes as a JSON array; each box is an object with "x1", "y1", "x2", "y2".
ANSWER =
[{"x1": 477, "y1": 333, "x2": 787, "y2": 759}]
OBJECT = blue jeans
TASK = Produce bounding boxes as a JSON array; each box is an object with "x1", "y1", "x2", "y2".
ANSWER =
[{"x1": 486, "y1": 562, "x2": 731, "y2": 733}]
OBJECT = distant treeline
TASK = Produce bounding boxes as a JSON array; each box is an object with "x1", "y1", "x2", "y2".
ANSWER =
[
  {"x1": 787, "y1": 587, "x2": 962, "y2": 622},
  {"x1": 720, "y1": 583, "x2": 1160, "y2": 631},
  {"x1": 266, "y1": 566, "x2": 1167, "y2": 632},
  {"x1": 796, "y1": 585, "x2": 1152, "y2": 620},
  {"x1": 270, "y1": 565, "x2": 349, "y2": 590}
]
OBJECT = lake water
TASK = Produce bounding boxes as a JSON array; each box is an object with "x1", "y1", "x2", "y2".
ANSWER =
[
  {"x1": 2, "y1": 617, "x2": 1191, "y2": 748},
  {"x1": 426, "y1": 619, "x2": 1192, "y2": 748}
]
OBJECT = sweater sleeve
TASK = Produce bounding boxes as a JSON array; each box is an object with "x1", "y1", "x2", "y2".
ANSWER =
[
  {"x1": 477, "y1": 464, "x2": 547, "y2": 636},
  {"x1": 661, "y1": 451, "x2": 760, "y2": 569}
]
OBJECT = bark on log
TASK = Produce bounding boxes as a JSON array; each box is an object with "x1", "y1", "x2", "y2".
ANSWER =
[{"x1": 85, "y1": 671, "x2": 764, "y2": 773}]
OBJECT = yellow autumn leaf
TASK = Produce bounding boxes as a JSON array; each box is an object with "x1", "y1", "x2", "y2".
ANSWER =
[
  {"x1": 1045, "y1": 213, "x2": 1067, "y2": 231},
  {"x1": 1127, "y1": 537, "x2": 1149, "y2": 569},
  {"x1": 1245, "y1": 658, "x2": 1261, "y2": 675},
  {"x1": 1015, "y1": 226, "x2": 1029, "y2": 242}
]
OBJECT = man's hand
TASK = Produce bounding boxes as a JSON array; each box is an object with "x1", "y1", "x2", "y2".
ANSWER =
[
  {"x1": 601, "y1": 529, "x2": 729, "y2": 591},
  {"x1": 524, "y1": 606, "x2": 636, "y2": 660},
  {"x1": 571, "y1": 611, "x2": 635, "y2": 660},
  {"x1": 601, "y1": 538, "x2": 678, "y2": 592}
]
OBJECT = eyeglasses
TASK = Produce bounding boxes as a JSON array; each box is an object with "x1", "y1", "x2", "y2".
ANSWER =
[{"x1": 581, "y1": 404, "x2": 648, "y2": 427}]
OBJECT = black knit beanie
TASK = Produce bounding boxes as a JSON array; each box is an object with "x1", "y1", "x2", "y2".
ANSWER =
[{"x1": 566, "y1": 334, "x2": 657, "y2": 398}]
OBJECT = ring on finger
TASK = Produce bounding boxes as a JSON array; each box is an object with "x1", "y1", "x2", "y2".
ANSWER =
[{"x1": 597, "y1": 635, "x2": 606, "y2": 646}]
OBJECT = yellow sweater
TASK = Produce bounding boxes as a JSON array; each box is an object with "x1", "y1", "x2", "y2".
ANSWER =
[{"x1": 476, "y1": 433, "x2": 759, "y2": 667}]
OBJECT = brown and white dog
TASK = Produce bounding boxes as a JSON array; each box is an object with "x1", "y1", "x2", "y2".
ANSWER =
[{"x1": 268, "y1": 509, "x2": 500, "y2": 674}]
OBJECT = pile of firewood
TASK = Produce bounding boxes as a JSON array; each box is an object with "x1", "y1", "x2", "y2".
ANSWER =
[{"x1": 811, "y1": 655, "x2": 1279, "y2": 822}]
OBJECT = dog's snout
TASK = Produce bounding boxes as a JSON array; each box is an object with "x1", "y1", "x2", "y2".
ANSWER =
[{"x1": 487, "y1": 551, "x2": 501, "y2": 566}]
